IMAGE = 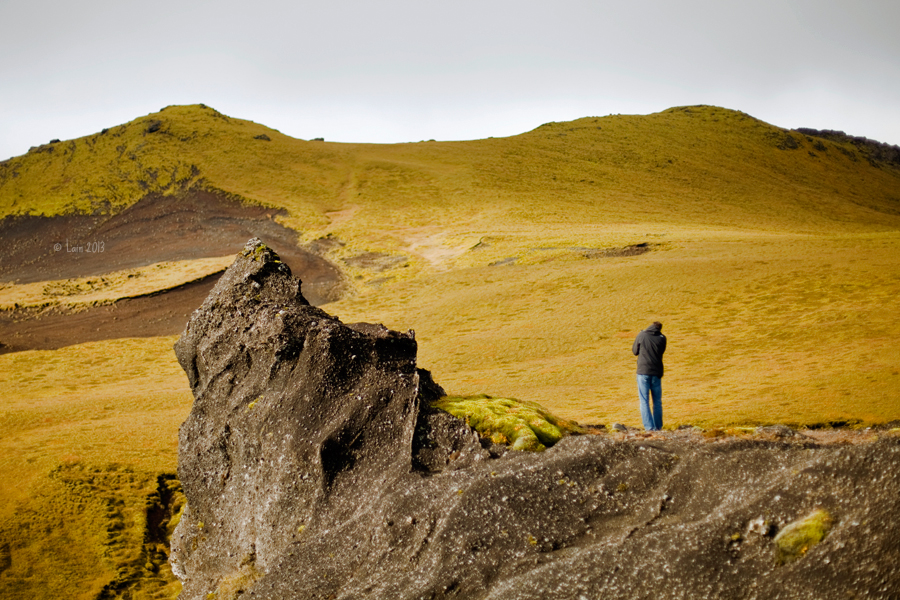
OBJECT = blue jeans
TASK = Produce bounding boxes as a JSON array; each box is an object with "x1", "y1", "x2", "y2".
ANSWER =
[{"x1": 637, "y1": 374, "x2": 663, "y2": 431}]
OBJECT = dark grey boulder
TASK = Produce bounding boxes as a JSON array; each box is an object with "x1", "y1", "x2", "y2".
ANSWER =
[
  {"x1": 172, "y1": 238, "x2": 420, "y2": 595},
  {"x1": 171, "y1": 239, "x2": 900, "y2": 600}
]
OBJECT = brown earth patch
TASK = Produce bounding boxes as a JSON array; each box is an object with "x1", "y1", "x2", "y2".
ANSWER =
[
  {"x1": 0, "y1": 189, "x2": 345, "y2": 353},
  {"x1": 0, "y1": 189, "x2": 341, "y2": 289}
]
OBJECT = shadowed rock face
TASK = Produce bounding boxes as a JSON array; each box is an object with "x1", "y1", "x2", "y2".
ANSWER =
[{"x1": 171, "y1": 239, "x2": 900, "y2": 600}]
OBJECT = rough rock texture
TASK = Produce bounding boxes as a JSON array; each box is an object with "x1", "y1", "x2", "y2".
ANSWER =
[
  {"x1": 172, "y1": 239, "x2": 900, "y2": 600},
  {"x1": 172, "y1": 239, "x2": 419, "y2": 595}
]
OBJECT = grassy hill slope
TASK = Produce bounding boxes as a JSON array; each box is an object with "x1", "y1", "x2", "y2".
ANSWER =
[
  {"x1": 2, "y1": 101, "x2": 899, "y2": 427},
  {"x1": 2, "y1": 104, "x2": 899, "y2": 229},
  {"x1": 1, "y1": 104, "x2": 899, "y2": 598}
]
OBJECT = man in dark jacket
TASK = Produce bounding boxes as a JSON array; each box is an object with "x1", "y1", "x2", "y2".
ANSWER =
[{"x1": 632, "y1": 321, "x2": 666, "y2": 431}]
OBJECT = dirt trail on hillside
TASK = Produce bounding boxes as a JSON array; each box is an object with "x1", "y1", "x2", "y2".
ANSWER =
[
  {"x1": 0, "y1": 275, "x2": 219, "y2": 353},
  {"x1": 401, "y1": 226, "x2": 473, "y2": 268},
  {"x1": 0, "y1": 189, "x2": 345, "y2": 353}
]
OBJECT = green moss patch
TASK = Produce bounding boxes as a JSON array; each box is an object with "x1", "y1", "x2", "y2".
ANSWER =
[
  {"x1": 774, "y1": 508, "x2": 833, "y2": 564},
  {"x1": 432, "y1": 394, "x2": 585, "y2": 451}
]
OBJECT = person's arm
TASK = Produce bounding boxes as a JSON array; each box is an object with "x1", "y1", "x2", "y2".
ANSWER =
[{"x1": 632, "y1": 334, "x2": 641, "y2": 356}]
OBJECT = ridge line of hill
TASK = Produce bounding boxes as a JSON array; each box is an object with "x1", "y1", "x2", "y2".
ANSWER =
[{"x1": 2, "y1": 104, "x2": 900, "y2": 240}]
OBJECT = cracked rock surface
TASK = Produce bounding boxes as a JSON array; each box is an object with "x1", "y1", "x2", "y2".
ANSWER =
[{"x1": 171, "y1": 239, "x2": 900, "y2": 600}]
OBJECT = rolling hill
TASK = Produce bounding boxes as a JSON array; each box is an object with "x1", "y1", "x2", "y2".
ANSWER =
[{"x1": 1, "y1": 103, "x2": 899, "y2": 598}]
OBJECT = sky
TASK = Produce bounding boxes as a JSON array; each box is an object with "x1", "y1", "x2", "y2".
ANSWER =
[{"x1": 2, "y1": 0, "x2": 899, "y2": 161}]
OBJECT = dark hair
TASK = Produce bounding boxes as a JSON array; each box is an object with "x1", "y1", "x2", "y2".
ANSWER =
[{"x1": 652, "y1": 321, "x2": 663, "y2": 330}]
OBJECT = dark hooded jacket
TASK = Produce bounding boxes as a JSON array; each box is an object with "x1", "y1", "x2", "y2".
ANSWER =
[{"x1": 632, "y1": 323, "x2": 666, "y2": 376}]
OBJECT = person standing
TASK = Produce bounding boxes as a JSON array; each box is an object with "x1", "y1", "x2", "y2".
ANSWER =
[{"x1": 632, "y1": 321, "x2": 666, "y2": 431}]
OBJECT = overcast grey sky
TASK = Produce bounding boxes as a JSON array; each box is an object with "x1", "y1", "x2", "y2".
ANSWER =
[{"x1": 2, "y1": 0, "x2": 898, "y2": 161}]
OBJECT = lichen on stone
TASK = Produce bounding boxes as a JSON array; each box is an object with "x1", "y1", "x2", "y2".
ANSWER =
[
  {"x1": 240, "y1": 237, "x2": 280, "y2": 263},
  {"x1": 774, "y1": 508, "x2": 833, "y2": 564},
  {"x1": 215, "y1": 552, "x2": 263, "y2": 600}
]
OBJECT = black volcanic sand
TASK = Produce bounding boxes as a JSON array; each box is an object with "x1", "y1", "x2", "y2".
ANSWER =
[
  {"x1": 0, "y1": 276, "x2": 222, "y2": 354},
  {"x1": 0, "y1": 189, "x2": 344, "y2": 353}
]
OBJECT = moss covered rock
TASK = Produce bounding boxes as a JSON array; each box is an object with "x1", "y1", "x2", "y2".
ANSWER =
[{"x1": 432, "y1": 394, "x2": 585, "y2": 451}]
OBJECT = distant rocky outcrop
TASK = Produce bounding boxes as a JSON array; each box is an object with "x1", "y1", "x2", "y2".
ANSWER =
[
  {"x1": 171, "y1": 239, "x2": 900, "y2": 600},
  {"x1": 796, "y1": 127, "x2": 900, "y2": 167}
]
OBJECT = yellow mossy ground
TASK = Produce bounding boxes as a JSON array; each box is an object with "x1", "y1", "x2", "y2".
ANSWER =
[
  {"x1": 0, "y1": 337, "x2": 190, "y2": 599},
  {"x1": 331, "y1": 231, "x2": 900, "y2": 429}
]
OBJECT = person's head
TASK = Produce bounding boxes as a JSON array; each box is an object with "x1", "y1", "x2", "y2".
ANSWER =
[{"x1": 651, "y1": 321, "x2": 662, "y2": 331}]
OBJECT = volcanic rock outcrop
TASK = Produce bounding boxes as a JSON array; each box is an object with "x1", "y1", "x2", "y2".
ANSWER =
[{"x1": 171, "y1": 239, "x2": 900, "y2": 600}]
